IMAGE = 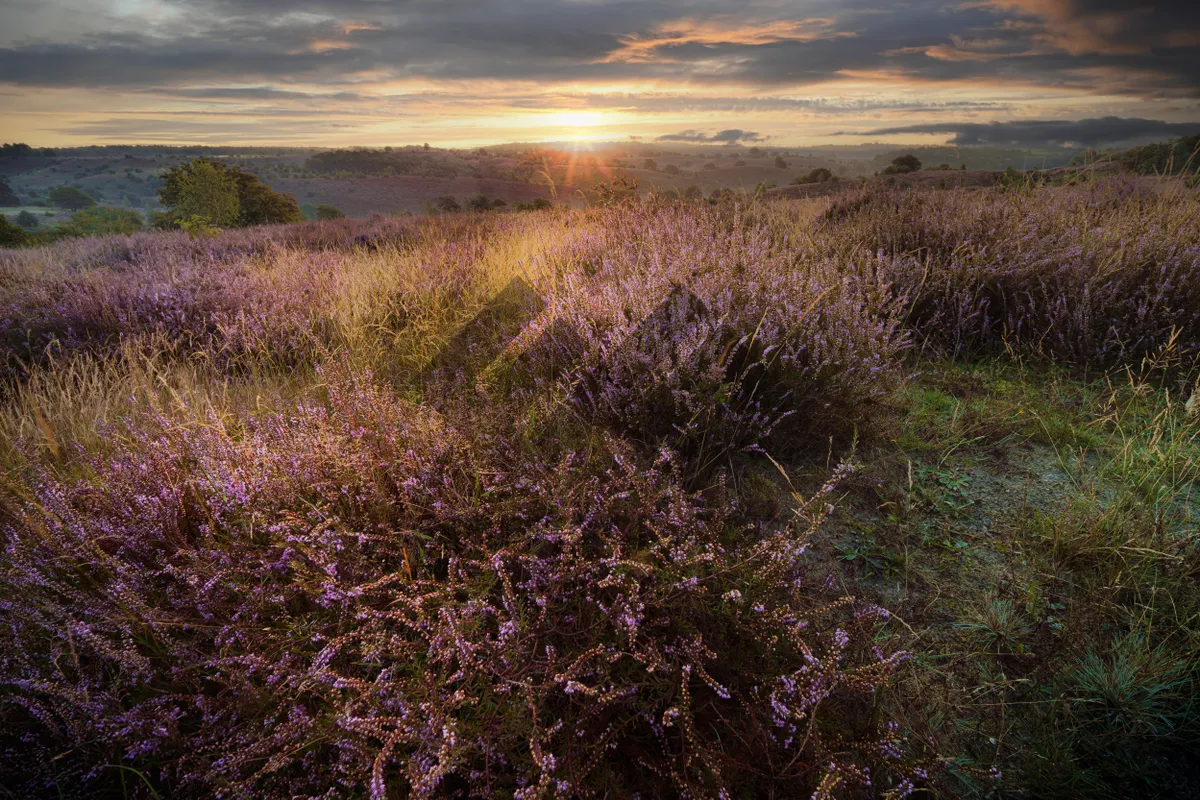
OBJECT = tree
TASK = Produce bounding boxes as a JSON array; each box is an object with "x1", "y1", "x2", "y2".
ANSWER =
[
  {"x1": 774, "y1": 155, "x2": 788, "y2": 169},
  {"x1": 643, "y1": 158, "x2": 658, "y2": 171},
  {"x1": 49, "y1": 186, "x2": 96, "y2": 211},
  {"x1": 158, "y1": 158, "x2": 301, "y2": 229},
  {"x1": 314, "y1": 204, "x2": 346, "y2": 220},
  {"x1": 664, "y1": 164, "x2": 681, "y2": 175},
  {"x1": 63, "y1": 206, "x2": 144, "y2": 236},
  {"x1": 434, "y1": 195, "x2": 461, "y2": 213},
  {"x1": 882, "y1": 154, "x2": 922, "y2": 175},
  {"x1": 158, "y1": 160, "x2": 240, "y2": 228},
  {"x1": 16, "y1": 210, "x2": 38, "y2": 229},
  {"x1": 0, "y1": 215, "x2": 27, "y2": 247},
  {"x1": 0, "y1": 179, "x2": 19, "y2": 206},
  {"x1": 793, "y1": 167, "x2": 833, "y2": 185},
  {"x1": 466, "y1": 193, "x2": 493, "y2": 212}
]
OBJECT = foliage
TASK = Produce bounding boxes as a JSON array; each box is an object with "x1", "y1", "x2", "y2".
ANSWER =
[
  {"x1": 774, "y1": 155, "x2": 788, "y2": 168},
  {"x1": 61, "y1": 205, "x2": 144, "y2": 236},
  {"x1": 794, "y1": 167, "x2": 834, "y2": 185},
  {"x1": 15, "y1": 210, "x2": 38, "y2": 229},
  {"x1": 305, "y1": 147, "x2": 462, "y2": 178},
  {"x1": 0, "y1": 179, "x2": 19, "y2": 206},
  {"x1": 643, "y1": 158, "x2": 657, "y2": 170},
  {"x1": 434, "y1": 194, "x2": 461, "y2": 213},
  {"x1": 881, "y1": 155, "x2": 922, "y2": 176},
  {"x1": 1121, "y1": 133, "x2": 1200, "y2": 176},
  {"x1": 48, "y1": 185, "x2": 97, "y2": 211},
  {"x1": 1, "y1": 365, "x2": 914, "y2": 798},
  {"x1": 314, "y1": 203, "x2": 346, "y2": 220},
  {"x1": 157, "y1": 158, "x2": 302, "y2": 229},
  {"x1": 0, "y1": 214, "x2": 28, "y2": 247}
]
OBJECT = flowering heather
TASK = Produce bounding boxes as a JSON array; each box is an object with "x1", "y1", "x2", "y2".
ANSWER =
[
  {"x1": 2, "y1": 178, "x2": 1197, "y2": 797},
  {"x1": 820, "y1": 180, "x2": 1200, "y2": 364},
  {"x1": 0, "y1": 214, "x2": 511, "y2": 377},
  {"x1": 513, "y1": 203, "x2": 909, "y2": 467},
  {"x1": 1, "y1": 367, "x2": 914, "y2": 798}
]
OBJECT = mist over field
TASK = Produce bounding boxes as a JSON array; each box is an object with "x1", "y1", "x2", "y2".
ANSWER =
[{"x1": 2, "y1": 1, "x2": 1200, "y2": 798}]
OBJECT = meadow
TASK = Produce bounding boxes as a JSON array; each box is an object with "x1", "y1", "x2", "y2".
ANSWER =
[{"x1": 1, "y1": 177, "x2": 1198, "y2": 798}]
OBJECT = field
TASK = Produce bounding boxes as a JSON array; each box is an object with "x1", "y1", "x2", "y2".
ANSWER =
[{"x1": 2, "y1": 177, "x2": 1199, "y2": 798}]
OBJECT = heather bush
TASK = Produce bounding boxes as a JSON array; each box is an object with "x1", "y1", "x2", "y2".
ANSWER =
[
  {"x1": 517, "y1": 204, "x2": 908, "y2": 468},
  {"x1": 0, "y1": 214, "x2": 512, "y2": 377},
  {"x1": 1, "y1": 368, "x2": 916, "y2": 798},
  {"x1": 819, "y1": 182, "x2": 1200, "y2": 365}
]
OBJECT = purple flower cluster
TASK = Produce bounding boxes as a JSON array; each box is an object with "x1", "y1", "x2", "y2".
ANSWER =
[
  {"x1": 516, "y1": 203, "x2": 909, "y2": 468},
  {"x1": 0, "y1": 214, "x2": 508, "y2": 376},
  {"x1": 1, "y1": 366, "x2": 915, "y2": 797},
  {"x1": 821, "y1": 181, "x2": 1200, "y2": 364}
]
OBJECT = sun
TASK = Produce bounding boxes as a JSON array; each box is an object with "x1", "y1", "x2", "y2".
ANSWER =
[{"x1": 547, "y1": 110, "x2": 608, "y2": 129}]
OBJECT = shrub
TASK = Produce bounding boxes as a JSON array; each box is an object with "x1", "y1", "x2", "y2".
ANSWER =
[
  {"x1": 0, "y1": 367, "x2": 915, "y2": 798},
  {"x1": 521, "y1": 204, "x2": 908, "y2": 470},
  {"x1": 62, "y1": 205, "x2": 144, "y2": 236},
  {"x1": 774, "y1": 155, "x2": 788, "y2": 169},
  {"x1": 315, "y1": 203, "x2": 346, "y2": 220},
  {"x1": 0, "y1": 179, "x2": 19, "y2": 205},
  {"x1": 664, "y1": 164, "x2": 681, "y2": 175},
  {"x1": 818, "y1": 183, "x2": 1200, "y2": 364},
  {"x1": 0, "y1": 214, "x2": 28, "y2": 247},
  {"x1": 15, "y1": 210, "x2": 37, "y2": 229},
  {"x1": 643, "y1": 158, "x2": 657, "y2": 171},
  {"x1": 794, "y1": 168, "x2": 833, "y2": 185},
  {"x1": 435, "y1": 195, "x2": 461, "y2": 213}
]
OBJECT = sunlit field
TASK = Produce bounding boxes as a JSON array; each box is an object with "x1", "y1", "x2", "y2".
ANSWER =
[{"x1": 2, "y1": 178, "x2": 1199, "y2": 798}]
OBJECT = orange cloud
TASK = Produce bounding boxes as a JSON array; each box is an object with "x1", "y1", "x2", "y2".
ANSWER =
[{"x1": 604, "y1": 17, "x2": 855, "y2": 63}]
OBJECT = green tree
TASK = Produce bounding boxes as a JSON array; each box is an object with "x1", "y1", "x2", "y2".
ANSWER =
[
  {"x1": 434, "y1": 195, "x2": 461, "y2": 213},
  {"x1": 0, "y1": 215, "x2": 27, "y2": 247},
  {"x1": 49, "y1": 186, "x2": 96, "y2": 211},
  {"x1": 314, "y1": 204, "x2": 346, "y2": 220},
  {"x1": 16, "y1": 210, "x2": 38, "y2": 229},
  {"x1": 882, "y1": 154, "x2": 922, "y2": 175},
  {"x1": 158, "y1": 160, "x2": 240, "y2": 228},
  {"x1": 158, "y1": 158, "x2": 301, "y2": 229}
]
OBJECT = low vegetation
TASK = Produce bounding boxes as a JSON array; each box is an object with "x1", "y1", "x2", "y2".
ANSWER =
[{"x1": 1, "y1": 174, "x2": 1198, "y2": 798}]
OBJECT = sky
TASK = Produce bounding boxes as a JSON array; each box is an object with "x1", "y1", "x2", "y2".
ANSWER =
[{"x1": 0, "y1": 0, "x2": 1198, "y2": 149}]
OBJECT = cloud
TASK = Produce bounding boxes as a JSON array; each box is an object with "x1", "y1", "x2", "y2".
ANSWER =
[
  {"x1": 656, "y1": 129, "x2": 766, "y2": 144},
  {"x1": 848, "y1": 116, "x2": 1200, "y2": 147}
]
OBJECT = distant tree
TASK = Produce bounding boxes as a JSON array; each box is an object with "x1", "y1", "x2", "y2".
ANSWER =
[
  {"x1": 158, "y1": 158, "x2": 301, "y2": 228},
  {"x1": 0, "y1": 179, "x2": 20, "y2": 206},
  {"x1": 643, "y1": 158, "x2": 658, "y2": 171},
  {"x1": 774, "y1": 155, "x2": 787, "y2": 169},
  {"x1": 793, "y1": 167, "x2": 833, "y2": 185},
  {"x1": 16, "y1": 210, "x2": 38, "y2": 229},
  {"x1": 681, "y1": 185, "x2": 703, "y2": 201},
  {"x1": 734, "y1": 159, "x2": 746, "y2": 167},
  {"x1": 514, "y1": 197, "x2": 552, "y2": 211},
  {"x1": 664, "y1": 164, "x2": 681, "y2": 175},
  {"x1": 63, "y1": 206, "x2": 144, "y2": 236},
  {"x1": 491, "y1": 198, "x2": 507, "y2": 209},
  {"x1": 157, "y1": 161, "x2": 240, "y2": 228},
  {"x1": 748, "y1": 147, "x2": 765, "y2": 158},
  {"x1": 882, "y1": 154, "x2": 922, "y2": 175},
  {"x1": 314, "y1": 204, "x2": 346, "y2": 220},
  {"x1": 434, "y1": 195, "x2": 461, "y2": 213},
  {"x1": 49, "y1": 186, "x2": 96, "y2": 211},
  {"x1": 466, "y1": 193, "x2": 493, "y2": 212},
  {"x1": 703, "y1": 162, "x2": 718, "y2": 171},
  {"x1": 0, "y1": 215, "x2": 28, "y2": 247}
]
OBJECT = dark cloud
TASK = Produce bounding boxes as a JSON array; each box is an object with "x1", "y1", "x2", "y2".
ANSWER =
[
  {"x1": 656, "y1": 129, "x2": 766, "y2": 144},
  {"x1": 849, "y1": 116, "x2": 1200, "y2": 147}
]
